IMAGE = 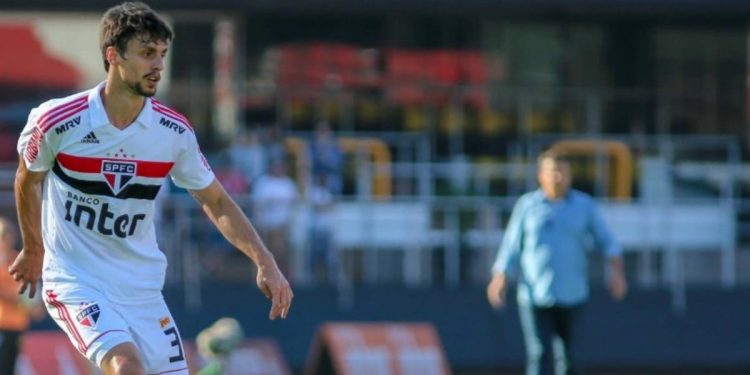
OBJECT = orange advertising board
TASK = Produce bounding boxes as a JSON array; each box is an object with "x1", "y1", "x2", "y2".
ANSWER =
[
  {"x1": 17, "y1": 332, "x2": 290, "y2": 375},
  {"x1": 306, "y1": 322, "x2": 452, "y2": 375}
]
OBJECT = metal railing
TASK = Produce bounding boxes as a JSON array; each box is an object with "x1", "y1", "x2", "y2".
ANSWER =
[
  {"x1": 0, "y1": 131, "x2": 745, "y2": 313},
  {"x1": 151, "y1": 191, "x2": 738, "y2": 312}
]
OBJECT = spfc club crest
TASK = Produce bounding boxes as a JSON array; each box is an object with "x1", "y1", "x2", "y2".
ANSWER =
[
  {"x1": 101, "y1": 160, "x2": 137, "y2": 195},
  {"x1": 76, "y1": 303, "x2": 100, "y2": 328}
]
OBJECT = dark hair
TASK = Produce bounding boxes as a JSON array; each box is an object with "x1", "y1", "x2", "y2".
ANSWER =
[
  {"x1": 537, "y1": 149, "x2": 570, "y2": 167},
  {"x1": 99, "y1": 2, "x2": 173, "y2": 72}
]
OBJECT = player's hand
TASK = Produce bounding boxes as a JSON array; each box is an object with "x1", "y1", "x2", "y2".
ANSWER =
[
  {"x1": 486, "y1": 273, "x2": 508, "y2": 310},
  {"x1": 609, "y1": 270, "x2": 627, "y2": 301},
  {"x1": 256, "y1": 259, "x2": 293, "y2": 320},
  {"x1": 8, "y1": 247, "x2": 44, "y2": 299}
]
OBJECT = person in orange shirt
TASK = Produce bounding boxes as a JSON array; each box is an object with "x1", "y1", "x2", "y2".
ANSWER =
[{"x1": 0, "y1": 217, "x2": 44, "y2": 375}]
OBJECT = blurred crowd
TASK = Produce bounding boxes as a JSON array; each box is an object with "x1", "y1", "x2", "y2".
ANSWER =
[{"x1": 196, "y1": 122, "x2": 343, "y2": 285}]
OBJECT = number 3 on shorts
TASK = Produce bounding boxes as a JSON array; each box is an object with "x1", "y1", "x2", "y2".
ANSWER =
[{"x1": 163, "y1": 327, "x2": 185, "y2": 363}]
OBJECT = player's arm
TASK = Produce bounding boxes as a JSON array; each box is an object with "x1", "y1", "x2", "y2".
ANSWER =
[
  {"x1": 588, "y1": 201, "x2": 627, "y2": 301},
  {"x1": 189, "y1": 179, "x2": 293, "y2": 319},
  {"x1": 607, "y1": 256, "x2": 627, "y2": 300},
  {"x1": 11, "y1": 156, "x2": 47, "y2": 298},
  {"x1": 487, "y1": 197, "x2": 526, "y2": 309}
]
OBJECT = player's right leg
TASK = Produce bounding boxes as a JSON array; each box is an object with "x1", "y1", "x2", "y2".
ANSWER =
[
  {"x1": 100, "y1": 342, "x2": 146, "y2": 375},
  {"x1": 43, "y1": 285, "x2": 144, "y2": 374}
]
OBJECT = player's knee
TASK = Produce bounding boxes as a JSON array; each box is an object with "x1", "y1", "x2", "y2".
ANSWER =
[
  {"x1": 101, "y1": 343, "x2": 146, "y2": 375},
  {"x1": 110, "y1": 360, "x2": 146, "y2": 375}
]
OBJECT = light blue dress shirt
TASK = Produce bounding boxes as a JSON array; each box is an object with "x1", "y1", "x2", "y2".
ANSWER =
[{"x1": 492, "y1": 189, "x2": 622, "y2": 307}]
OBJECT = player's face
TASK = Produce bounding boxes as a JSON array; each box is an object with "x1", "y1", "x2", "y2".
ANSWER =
[
  {"x1": 116, "y1": 35, "x2": 168, "y2": 97},
  {"x1": 538, "y1": 158, "x2": 571, "y2": 200}
]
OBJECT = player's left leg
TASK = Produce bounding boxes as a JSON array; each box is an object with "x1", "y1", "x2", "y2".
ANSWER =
[
  {"x1": 100, "y1": 342, "x2": 146, "y2": 375},
  {"x1": 121, "y1": 296, "x2": 189, "y2": 375}
]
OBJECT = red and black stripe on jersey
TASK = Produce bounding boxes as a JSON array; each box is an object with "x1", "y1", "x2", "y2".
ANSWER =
[{"x1": 52, "y1": 152, "x2": 174, "y2": 200}]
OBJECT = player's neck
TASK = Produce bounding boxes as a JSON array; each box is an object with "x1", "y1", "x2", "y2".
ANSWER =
[
  {"x1": 542, "y1": 187, "x2": 568, "y2": 201},
  {"x1": 101, "y1": 81, "x2": 146, "y2": 130}
]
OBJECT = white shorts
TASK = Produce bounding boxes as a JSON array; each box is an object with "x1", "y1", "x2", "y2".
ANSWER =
[{"x1": 43, "y1": 283, "x2": 189, "y2": 374}]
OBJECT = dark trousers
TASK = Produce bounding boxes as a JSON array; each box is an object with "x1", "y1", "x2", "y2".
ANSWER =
[
  {"x1": 0, "y1": 330, "x2": 21, "y2": 375},
  {"x1": 518, "y1": 303, "x2": 584, "y2": 375}
]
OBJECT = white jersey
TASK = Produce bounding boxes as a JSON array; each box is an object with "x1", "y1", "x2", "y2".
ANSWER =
[{"x1": 17, "y1": 82, "x2": 214, "y2": 303}]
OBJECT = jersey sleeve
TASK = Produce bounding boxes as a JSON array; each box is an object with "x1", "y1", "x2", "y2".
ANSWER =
[
  {"x1": 491, "y1": 195, "x2": 527, "y2": 278},
  {"x1": 17, "y1": 107, "x2": 56, "y2": 172},
  {"x1": 170, "y1": 131, "x2": 215, "y2": 190}
]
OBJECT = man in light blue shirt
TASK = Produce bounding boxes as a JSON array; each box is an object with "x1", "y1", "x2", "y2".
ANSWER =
[{"x1": 487, "y1": 150, "x2": 627, "y2": 375}]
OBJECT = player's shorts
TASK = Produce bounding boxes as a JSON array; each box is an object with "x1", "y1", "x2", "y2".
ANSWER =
[{"x1": 43, "y1": 283, "x2": 188, "y2": 374}]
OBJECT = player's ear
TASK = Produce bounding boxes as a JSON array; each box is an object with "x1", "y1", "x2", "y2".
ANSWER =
[{"x1": 105, "y1": 46, "x2": 120, "y2": 67}]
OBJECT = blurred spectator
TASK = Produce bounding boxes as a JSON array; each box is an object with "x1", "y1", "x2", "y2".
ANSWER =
[
  {"x1": 263, "y1": 125, "x2": 289, "y2": 166},
  {"x1": 194, "y1": 153, "x2": 252, "y2": 281},
  {"x1": 486, "y1": 150, "x2": 627, "y2": 375},
  {"x1": 0, "y1": 217, "x2": 44, "y2": 375},
  {"x1": 0, "y1": 126, "x2": 15, "y2": 163},
  {"x1": 213, "y1": 152, "x2": 249, "y2": 195},
  {"x1": 307, "y1": 174, "x2": 337, "y2": 284},
  {"x1": 227, "y1": 129, "x2": 267, "y2": 187},
  {"x1": 252, "y1": 159, "x2": 299, "y2": 277},
  {"x1": 309, "y1": 121, "x2": 343, "y2": 195}
]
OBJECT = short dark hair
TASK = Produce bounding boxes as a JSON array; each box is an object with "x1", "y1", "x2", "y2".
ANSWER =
[
  {"x1": 537, "y1": 149, "x2": 570, "y2": 167},
  {"x1": 99, "y1": 2, "x2": 173, "y2": 72}
]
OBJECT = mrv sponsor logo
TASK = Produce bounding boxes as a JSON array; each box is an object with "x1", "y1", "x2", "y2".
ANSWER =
[
  {"x1": 159, "y1": 117, "x2": 186, "y2": 134},
  {"x1": 54, "y1": 116, "x2": 81, "y2": 135}
]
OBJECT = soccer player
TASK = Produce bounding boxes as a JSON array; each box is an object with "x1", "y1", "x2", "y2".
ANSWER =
[{"x1": 13, "y1": 2, "x2": 293, "y2": 375}]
